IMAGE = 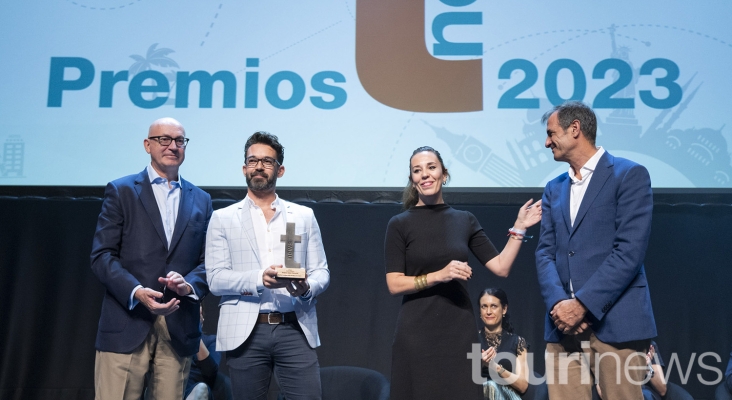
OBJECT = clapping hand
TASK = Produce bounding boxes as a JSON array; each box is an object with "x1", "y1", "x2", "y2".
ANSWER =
[
  {"x1": 481, "y1": 347, "x2": 496, "y2": 364},
  {"x1": 158, "y1": 271, "x2": 193, "y2": 296},
  {"x1": 134, "y1": 287, "x2": 180, "y2": 316},
  {"x1": 646, "y1": 344, "x2": 656, "y2": 366}
]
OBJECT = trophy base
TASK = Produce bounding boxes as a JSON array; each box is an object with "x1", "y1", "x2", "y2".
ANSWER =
[{"x1": 276, "y1": 268, "x2": 306, "y2": 279}]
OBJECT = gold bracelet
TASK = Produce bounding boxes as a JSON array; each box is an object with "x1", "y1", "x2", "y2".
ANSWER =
[
  {"x1": 414, "y1": 276, "x2": 422, "y2": 291},
  {"x1": 414, "y1": 274, "x2": 428, "y2": 291}
]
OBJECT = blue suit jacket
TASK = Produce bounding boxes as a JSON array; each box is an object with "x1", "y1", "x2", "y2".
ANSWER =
[
  {"x1": 535, "y1": 152, "x2": 657, "y2": 343},
  {"x1": 91, "y1": 169, "x2": 212, "y2": 356}
]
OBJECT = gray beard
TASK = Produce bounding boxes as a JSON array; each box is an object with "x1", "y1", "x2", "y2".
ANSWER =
[{"x1": 246, "y1": 172, "x2": 277, "y2": 192}]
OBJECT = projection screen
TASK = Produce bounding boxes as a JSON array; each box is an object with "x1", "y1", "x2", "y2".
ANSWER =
[{"x1": 1, "y1": 1, "x2": 730, "y2": 188}]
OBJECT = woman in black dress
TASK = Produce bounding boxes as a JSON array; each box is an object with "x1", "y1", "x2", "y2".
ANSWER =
[
  {"x1": 384, "y1": 146, "x2": 541, "y2": 400},
  {"x1": 478, "y1": 288, "x2": 529, "y2": 400}
]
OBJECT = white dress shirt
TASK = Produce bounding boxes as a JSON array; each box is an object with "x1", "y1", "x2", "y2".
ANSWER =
[
  {"x1": 569, "y1": 147, "x2": 605, "y2": 226},
  {"x1": 245, "y1": 194, "x2": 296, "y2": 313},
  {"x1": 568, "y1": 147, "x2": 604, "y2": 296}
]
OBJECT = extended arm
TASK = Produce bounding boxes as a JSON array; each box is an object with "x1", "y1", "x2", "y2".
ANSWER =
[{"x1": 484, "y1": 198, "x2": 542, "y2": 277}]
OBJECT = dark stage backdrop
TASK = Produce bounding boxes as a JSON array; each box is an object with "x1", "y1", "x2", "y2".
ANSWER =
[{"x1": 1, "y1": 190, "x2": 731, "y2": 400}]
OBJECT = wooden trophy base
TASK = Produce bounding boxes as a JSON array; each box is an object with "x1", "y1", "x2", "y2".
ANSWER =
[{"x1": 276, "y1": 268, "x2": 306, "y2": 279}]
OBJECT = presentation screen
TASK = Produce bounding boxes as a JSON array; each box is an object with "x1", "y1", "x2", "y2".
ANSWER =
[{"x1": 1, "y1": 1, "x2": 730, "y2": 187}]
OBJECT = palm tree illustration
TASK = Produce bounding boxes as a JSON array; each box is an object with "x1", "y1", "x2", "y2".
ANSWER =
[{"x1": 129, "y1": 43, "x2": 180, "y2": 105}]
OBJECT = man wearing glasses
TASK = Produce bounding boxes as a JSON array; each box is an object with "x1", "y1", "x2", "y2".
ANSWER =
[
  {"x1": 206, "y1": 131, "x2": 330, "y2": 400},
  {"x1": 91, "y1": 117, "x2": 213, "y2": 400}
]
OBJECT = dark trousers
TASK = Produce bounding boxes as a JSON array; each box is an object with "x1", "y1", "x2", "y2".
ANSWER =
[{"x1": 227, "y1": 322, "x2": 321, "y2": 400}]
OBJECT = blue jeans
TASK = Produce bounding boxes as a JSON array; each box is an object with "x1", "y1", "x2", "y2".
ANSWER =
[{"x1": 227, "y1": 322, "x2": 321, "y2": 400}]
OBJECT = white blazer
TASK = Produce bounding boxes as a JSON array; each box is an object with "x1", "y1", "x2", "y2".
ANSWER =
[{"x1": 205, "y1": 198, "x2": 329, "y2": 351}]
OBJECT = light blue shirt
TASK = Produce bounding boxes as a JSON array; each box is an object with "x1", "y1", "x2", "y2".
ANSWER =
[
  {"x1": 129, "y1": 164, "x2": 194, "y2": 309},
  {"x1": 147, "y1": 164, "x2": 181, "y2": 247}
]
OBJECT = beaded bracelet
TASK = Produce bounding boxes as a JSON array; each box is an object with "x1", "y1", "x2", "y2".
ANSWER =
[{"x1": 507, "y1": 227, "x2": 533, "y2": 242}]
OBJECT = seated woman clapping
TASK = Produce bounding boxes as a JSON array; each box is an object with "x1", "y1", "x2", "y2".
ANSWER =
[{"x1": 478, "y1": 288, "x2": 529, "y2": 400}]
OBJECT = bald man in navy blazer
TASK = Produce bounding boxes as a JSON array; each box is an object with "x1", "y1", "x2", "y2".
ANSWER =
[
  {"x1": 536, "y1": 102, "x2": 656, "y2": 400},
  {"x1": 91, "y1": 118, "x2": 212, "y2": 400}
]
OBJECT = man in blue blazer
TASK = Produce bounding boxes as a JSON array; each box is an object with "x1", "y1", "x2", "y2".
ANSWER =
[
  {"x1": 91, "y1": 117, "x2": 212, "y2": 400},
  {"x1": 536, "y1": 102, "x2": 656, "y2": 400}
]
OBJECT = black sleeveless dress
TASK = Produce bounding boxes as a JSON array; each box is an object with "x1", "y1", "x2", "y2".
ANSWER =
[
  {"x1": 479, "y1": 329, "x2": 529, "y2": 379},
  {"x1": 385, "y1": 204, "x2": 498, "y2": 400},
  {"x1": 480, "y1": 329, "x2": 529, "y2": 400}
]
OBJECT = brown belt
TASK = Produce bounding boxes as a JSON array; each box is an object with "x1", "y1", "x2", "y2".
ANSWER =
[{"x1": 256, "y1": 312, "x2": 297, "y2": 325}]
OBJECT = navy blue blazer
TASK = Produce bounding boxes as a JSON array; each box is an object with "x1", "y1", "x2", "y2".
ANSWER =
[
  {"x1": 535, "y1": 152, "x2": 657, "y2": 343},
  {"x1": 91, "y1": 169, "x2": 212, "y2": 357}
]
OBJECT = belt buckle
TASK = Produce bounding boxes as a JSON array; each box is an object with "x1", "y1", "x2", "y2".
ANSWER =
[{"x1": 267, "y1": 312, "x2": 282, "y2": 324}]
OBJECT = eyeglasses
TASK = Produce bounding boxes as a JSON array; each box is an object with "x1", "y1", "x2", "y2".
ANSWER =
[
  {"x1": 246, "y1": 156, "x2": 279, "y2": 169},
  {"x1": 148, "y1": 136, "x2": 189, "y2": 148}
]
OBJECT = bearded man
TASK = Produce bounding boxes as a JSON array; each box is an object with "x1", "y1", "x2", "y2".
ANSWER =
[{"x1": 205, "y1": 131, "x2": 330, "y2": 400}]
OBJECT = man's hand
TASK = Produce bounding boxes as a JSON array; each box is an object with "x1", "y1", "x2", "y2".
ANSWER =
[
  {"x1": 286, "y1": 278, "x2": 310, "y2": 297},
  {"x1": 565, "y1": 319, "x2": 592, "y2": 335},
  {"x1": 262, "y1": 265, "x2": 290, "y2": 289},
  {"x1": 551, "y1": 299, "x2": 588, "y2": 334},
  {"x1": 134, "y1": 287, "x2": 180, "y2": 315},
  {"x1": 158, "y1": 271, "x2": 193, "y2": 296}
]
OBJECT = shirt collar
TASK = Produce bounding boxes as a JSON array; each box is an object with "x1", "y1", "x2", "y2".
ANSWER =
[
  {"x1": 244, "y1": 193, "x2": 281, "y2": 210},
  {"x1": 147, "y1": 164, "x2": 181, "y2": 188},
  {"x1": 569, "y1": 146, "x2": 605, "y2": 183}
]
